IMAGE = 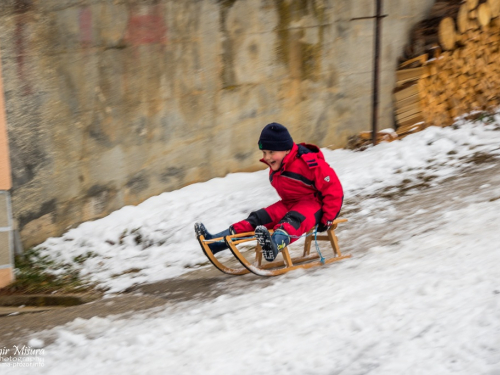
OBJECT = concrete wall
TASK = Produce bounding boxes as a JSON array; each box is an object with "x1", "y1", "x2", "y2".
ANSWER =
[{"x1": 0, "y1": 0, "x2": 435, "y2": 248}]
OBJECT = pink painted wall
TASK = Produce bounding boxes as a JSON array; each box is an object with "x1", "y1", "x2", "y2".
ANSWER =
[{"x1": 0, "y1": 42, "x2": 12, "y2": 191}]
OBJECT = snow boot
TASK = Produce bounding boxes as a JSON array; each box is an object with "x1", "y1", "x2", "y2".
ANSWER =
[
  {"x1": 255, "y1": 226, "x2": 290, "y2": 262},
  {"x1": 194, "y1": 222, "x2": 234, "y2": 254}
]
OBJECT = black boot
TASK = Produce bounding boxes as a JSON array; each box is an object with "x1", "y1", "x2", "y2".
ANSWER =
[
  {"x1": 194, "y1": 223, "x2": 234, "y2": 254},
  {"x1": 255, "y1": 226, "x2": 290, "y2": 262}
]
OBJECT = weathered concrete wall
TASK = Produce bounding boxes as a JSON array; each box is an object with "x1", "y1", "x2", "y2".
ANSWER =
[{"x1": 0, "y1": 0, "x2": 435, "y2": 248}]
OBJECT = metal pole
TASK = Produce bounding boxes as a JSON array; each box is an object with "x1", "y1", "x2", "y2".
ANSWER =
[
  {"x1": 371, "y1": 0, "x2": 383, "y2": 146},
  {"x1": 351, "y1": 2, "x2": 387, "y2": 146}
]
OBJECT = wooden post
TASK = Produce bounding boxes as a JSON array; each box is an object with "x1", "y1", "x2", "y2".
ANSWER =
[
  {"x1": 327, "y1": 227, "x2": 341, "y2": 257},
  {"x1": 281, "y1": 248, "x2": 293, "y2": 267},
  {"x1": 303, "y1": 230, "x2": 313, "y2": 256},
  {"x1": 255, "y1": 243, "x2": 263, "y2": 267}
]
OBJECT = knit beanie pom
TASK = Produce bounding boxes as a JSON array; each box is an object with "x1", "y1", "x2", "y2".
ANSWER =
[{"x1": 258, "y1": 122, "x2": 294, "y2": 151}]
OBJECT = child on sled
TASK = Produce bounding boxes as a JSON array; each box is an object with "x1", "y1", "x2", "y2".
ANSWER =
[{"x1": 195, "y1": 122, "x2": 343, "y2": 262}]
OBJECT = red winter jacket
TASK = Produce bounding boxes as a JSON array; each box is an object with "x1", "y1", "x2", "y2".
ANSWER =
[{"x1": 260, "y1": 143, "x2": 344, "y2": 224}]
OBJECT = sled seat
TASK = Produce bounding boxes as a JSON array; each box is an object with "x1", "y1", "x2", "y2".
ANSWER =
[{"x1": 250, "y1": 218, "x2": 349, "y2": 271}]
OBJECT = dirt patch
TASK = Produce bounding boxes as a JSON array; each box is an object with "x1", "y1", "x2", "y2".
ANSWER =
[
  {"x1": 368, "y1": 177, "x2": 437, "y2": 201},
  {"x1": 0, "y1": 295, "x2": 168, "y2": 348},
  {"x1": 0, "y1": 294, "x2": 100, "y2": 307},
  {"x1": 468, "y1": 152, "x2": 498, "y2": 165}
]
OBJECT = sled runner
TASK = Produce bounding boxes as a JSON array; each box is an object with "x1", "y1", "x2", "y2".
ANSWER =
[{"x1": 197, "y1": 218, "x2": 350, "y2": 277}]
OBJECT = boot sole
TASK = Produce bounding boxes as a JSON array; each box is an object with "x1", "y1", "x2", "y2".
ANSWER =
[
  {"x1": 255, "y1": 226, "x2": 278, "y2": 262},
  {"x1": 194, "y1": 222, "x2": 207, "y2": 238}
]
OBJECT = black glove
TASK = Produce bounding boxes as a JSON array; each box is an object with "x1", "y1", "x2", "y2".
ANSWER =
[{"x1": 316, "y1": 221, "x2": 333, "y2": 233}]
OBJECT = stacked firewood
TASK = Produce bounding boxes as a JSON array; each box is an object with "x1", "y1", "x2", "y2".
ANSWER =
[
  {"x1": 346, "y1": 130, "x2": 399, "y2": 150},
  {"x1": 394, "y1": 0, "x2": 500, "y2": 137}
]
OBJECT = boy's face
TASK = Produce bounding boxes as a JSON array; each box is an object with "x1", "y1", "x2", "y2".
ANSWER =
[{"x1": 262, "y1": 150, "x2": 290, "y2": 171}]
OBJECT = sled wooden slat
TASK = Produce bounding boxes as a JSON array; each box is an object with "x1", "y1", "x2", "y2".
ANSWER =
[
  {"x1": 314, "y1": 235, "x2": 329, "y2": 241},
  {"x1": 333, "y1": 218, "x2": 348, "y2": 224},
  {"x1": 260, "y1": 253, "x2": 320, "y2": 269},
  {"x1": 231, "y1": 238, "x2": 256, "y2": 245},
  {"x1": 230, "y1": 230, "x2": 275, "y2": 245}
]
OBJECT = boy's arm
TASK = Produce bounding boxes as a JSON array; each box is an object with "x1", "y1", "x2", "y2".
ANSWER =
[{"x1": 314, "y1": 159, "x2": 344, "y2": 225}]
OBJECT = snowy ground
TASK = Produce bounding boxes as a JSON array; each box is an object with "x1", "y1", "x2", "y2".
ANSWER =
[
  {"x1": 4, "y1": 116, "x2": 500, "y2": 374},
  {"x1": 33, "y1": 116, "x2": 500, "y2": 294}
]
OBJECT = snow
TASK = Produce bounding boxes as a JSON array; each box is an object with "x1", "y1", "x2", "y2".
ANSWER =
[
  {"x1": 9, "y1": 194, "x2": 500, "y2": 374},
  {"x1": 5, "y1": 116, "x2": 500, "y2": 374},
  {"x1": 27, "y1": 339, "x2": 44, "y2": 349},
  {"x1": 33, "y1": 119, "x2": 500, "y2": 294}
]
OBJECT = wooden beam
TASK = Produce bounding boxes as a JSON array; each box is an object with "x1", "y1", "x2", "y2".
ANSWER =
[
  {"x1": 394, "y1": 84, "x2": 419, "y2": 101},
  {"x1": 396, "y1": 67, "x2": 424, "y2": 85},
  {"x1": 399, "y1": 54, "x2": 428, "y2": 69}
]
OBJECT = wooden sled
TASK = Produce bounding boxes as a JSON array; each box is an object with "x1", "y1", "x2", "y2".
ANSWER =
[{"x1": 198, "y1": 218, "x2": 350, "y2": 277}]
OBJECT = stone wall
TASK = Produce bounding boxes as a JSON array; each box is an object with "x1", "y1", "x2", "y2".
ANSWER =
[{"x1": 0, "y1": 0, "x2": 435, "y2": 248}]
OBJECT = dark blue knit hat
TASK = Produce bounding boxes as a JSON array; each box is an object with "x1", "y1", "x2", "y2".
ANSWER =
[{"x1": 258, "y1": 122, "x2": 294, "y2": 151}]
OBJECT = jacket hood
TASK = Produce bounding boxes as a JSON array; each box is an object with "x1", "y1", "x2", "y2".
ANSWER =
[{"x1": 297, "y1": 143, "x2": 325, "y2": 161}]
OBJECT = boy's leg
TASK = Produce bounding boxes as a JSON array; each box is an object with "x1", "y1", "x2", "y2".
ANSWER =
[
  {"x1": 194, "y1": 223, "x2": 234, "y2": 254},
  {"x1": 273, "y1": 199, "x2": 322, "y2": 243},
  {"x1": 255, "y1": 225, "x2": 291, "y2": 262},
  {"x1": 232, "y1": 201, "x2": 288, "y2": 233},
  {"x1": 195, "y1": 201, "x2": 288, "y2": 255},
  {"x1": 254, "y1": 199, "x2": 321, "y2": 262}
]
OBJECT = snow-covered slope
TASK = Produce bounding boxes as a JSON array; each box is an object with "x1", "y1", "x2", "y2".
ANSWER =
[
  {"x1": 13, "y1": 177, "x2": 500, "y2": 375},
  {"x1": 34, "y1": 118, "x2": 500, "y2": 293},
  {"x1": 6, "y1": 116, "x2": 500, "y2": 375}
]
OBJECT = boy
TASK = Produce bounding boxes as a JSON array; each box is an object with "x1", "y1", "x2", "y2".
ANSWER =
[{"x1": 195, "y1": 122, "x2": 343, "y2": 262}]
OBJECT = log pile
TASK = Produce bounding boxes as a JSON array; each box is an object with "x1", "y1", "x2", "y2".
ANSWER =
[
  {"x1": 346, "y1": 129, "x2": 399, "y2": 150},
  {"x1": 394, "y1": 0, "x2": 500, "y2": 137}
]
